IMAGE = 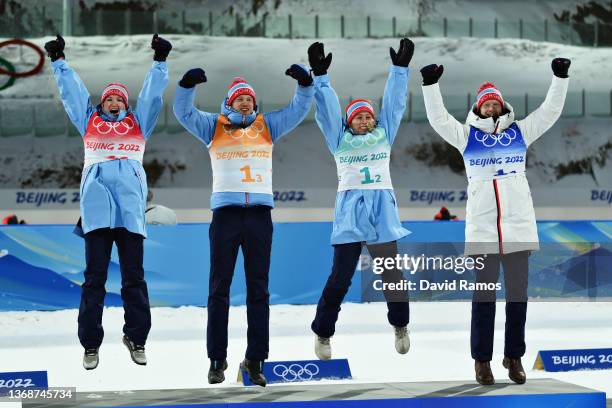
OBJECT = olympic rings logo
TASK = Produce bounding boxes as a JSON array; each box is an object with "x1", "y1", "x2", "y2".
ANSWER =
[
  {"x1": 345, "y1": 130, "x2": 384, "y2": 149},
  {"x1": 0, "y1": 39, "x2": 45, "y2": 91},
  {"x1": 272, "y1": 363, "x2": 320, "y2": 382},
  {"x1": 92, "y1": 115, "x2": 135, "y2": 135},
  {"x1": 223, "y1": 120, "x2": 265, "y2": 140},
  {"x1": 474, "y1": 127, "x2": 517, "y2": 147}
]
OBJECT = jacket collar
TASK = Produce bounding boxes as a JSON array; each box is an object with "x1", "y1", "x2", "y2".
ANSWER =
[
  {"x1": 220, "y1": 98, "x2": 258, "y2": 127},
  {"x1": 343, "y1": 119, "x2": 379, "y2": 135},
  {"x1": 96, "y1": 104, "x2": 131, "y2": 122},
  {"x1": 466, "y1": 102, "x2": 515, "y2": 134}
]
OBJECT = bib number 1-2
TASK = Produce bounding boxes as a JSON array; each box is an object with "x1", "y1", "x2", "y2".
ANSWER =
[{"x1": 360, "y1": 167, "x2": 381, "y2": 184}]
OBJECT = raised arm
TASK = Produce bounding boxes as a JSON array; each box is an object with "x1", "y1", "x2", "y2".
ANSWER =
[
  {"x1": 134, "y1": 34, "x2": 172, "y2": 140},
  {"x1": 421, "y1": 64, "x2": 468, "y2": 152},
  {"x1": 263, "y1": 64, "x2": 314, "y2": 143},
  {"x1": 45, "y1": 35, "x2": 94, "y2": 136},
  {"x1": 306, "y1": 42, "x2": 343, "y2": 153},
  {"x1": 172, "y1": 68, "x2": 218, "y2": 146},
  {"x1": 517, "y1": 58, "x2": 571, "y2": 147},
  {"x1": 313, "y1": 75, "x2": 343, "y2": 153},
  {"x1": 379, "y1": 38, "x2": 414, "y2": 144}
]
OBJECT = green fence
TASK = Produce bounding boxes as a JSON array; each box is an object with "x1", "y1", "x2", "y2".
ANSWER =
[
  {"x1": 1, "y1": 3, "x2": 612, "y2": 47},
  {"x1": 0, "y1": 89, "x2": 609, "y2": 137}
]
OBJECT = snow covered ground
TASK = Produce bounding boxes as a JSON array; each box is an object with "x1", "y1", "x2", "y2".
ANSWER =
[{"x1": 0, "y1": 302, "x2": 610, "y2": 403}]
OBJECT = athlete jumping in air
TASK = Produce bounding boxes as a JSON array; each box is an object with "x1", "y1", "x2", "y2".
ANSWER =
[
  {"x1": 173, "y1": 57, "x2": 314, "y2": 387},
  {"x1": 45, "y1": 34, "x2": 172, "y2": 370},
  {"x1": 308, "y1": 39, "x2": 414, "y2": 361}
]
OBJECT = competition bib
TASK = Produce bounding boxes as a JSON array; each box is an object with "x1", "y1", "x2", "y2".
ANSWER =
[
  {"x1": 83, "y1": 113, "x2": 146, "y2": 168},
  {"x1": 209, "y1": 114, "x2": 273, "y2": 194},
  {"x1": 334, "y1": 127, "x2": 393, "y2": 191},
  {"x1": 463, "y1": 122, "x2": 527, "y2": 181}
]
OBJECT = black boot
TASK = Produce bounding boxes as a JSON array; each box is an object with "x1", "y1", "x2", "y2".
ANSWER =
[
  {"x1": 503, "y1": 357, "x2": 526, "y2": 384},
  {"x1": 208, "y1": 359, "x2": 228, "y2": 384},
  {"x1": 475, "y1": 360, "x2": 495, "y2": 385},
  {"x1": 241, "y1": 358, "x2": 266, "y2": 387}
]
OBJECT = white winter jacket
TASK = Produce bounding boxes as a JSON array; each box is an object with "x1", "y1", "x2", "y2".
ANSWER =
[{"x1": 422, "y1": 75, "x2": 569, "y2": 255}]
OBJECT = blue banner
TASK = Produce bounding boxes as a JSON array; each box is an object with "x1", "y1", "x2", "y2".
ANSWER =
[
  {"x1": 0, "y1": 371, "x2": 48, "y2": 394},
  {"x1": 534, "y1": 348, "x2": 612, "y2": 372},
  {"x1": 0, "y1": 221, "x2": 610, "y2": 311},
  {"x1": 239, "y1": 359, "x2": 352, "y2": 386}
]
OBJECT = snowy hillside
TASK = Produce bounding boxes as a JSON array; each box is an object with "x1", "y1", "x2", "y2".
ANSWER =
[
  {"x1": 2, "y1": 35, "x2": 611, "y2": 101},
  {"x1": 0, "y1": 35, "x2": 610, "y2": 191},
  {"x1": 74, "y1": 0, "x2": 588, "y2": 22}
]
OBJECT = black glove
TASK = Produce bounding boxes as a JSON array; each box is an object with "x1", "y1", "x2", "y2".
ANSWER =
[
  {"x1": 308, "y1": 42, "x2": 332, "y2": 76},
  {"x1": 151, "y1": 33, "x2": 172, "y2": 62},
  {"x1": 551, "y1": 57, "x2": 571, "y2": 78},
  {"x1": 44, "y1": 34, "x2": 65, "y2": 62},
  {"x1": 179, "y1": 68, "x2": 207, "y2": 88},
  {"x1": 390, "y1": 38, "x2": 414, "y2": 67},
  {"x1": 285, "y1": 64, "x2": 313, "y2": 87},
  {"x1": 420, "y1": 64, "x2": 444, "y2": 86}
]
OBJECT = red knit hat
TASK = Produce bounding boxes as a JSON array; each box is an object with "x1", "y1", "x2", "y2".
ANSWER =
[
  {"x1": 227, "y1": 77, "x2": 256, "y2": 105},
  {"x1": 101, "y1": 82, "x2": 129, "y2": 105},
  {"x1": 345, "y1": 99, "x2": 375, "y2": 125},
  {"x1": 476, "y1": 82, "x2": 504, "y2": 110}
]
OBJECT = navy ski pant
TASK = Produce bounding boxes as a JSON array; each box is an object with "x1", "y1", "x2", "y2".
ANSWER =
[
  {"x1": 78, "y1": 227, "x2": 151, "y2": 349},
  {"x1": 471, "y1": 250, "x2": 529, "y2": 362},
  {"x1": 207, "y1": 206, "x2": 272, "y2": 362},
  {"x1": 312, "y1": 241, "x2": 410, "y2": 338}
]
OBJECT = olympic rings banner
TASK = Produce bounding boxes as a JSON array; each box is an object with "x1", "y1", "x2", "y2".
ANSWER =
[
  {"x1": 0, "y1": 39, "x2": 45, "y2": 91},
  {"x1": 238, "y1": 359, "x2": 352, "y2": 386}
]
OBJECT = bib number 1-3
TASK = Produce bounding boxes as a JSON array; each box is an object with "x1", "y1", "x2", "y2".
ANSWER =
[{"x1": 240, "y1": 165, "x2": 263, "y2": 183}]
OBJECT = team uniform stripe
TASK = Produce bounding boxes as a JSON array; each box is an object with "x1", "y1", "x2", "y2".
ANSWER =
[{"x1": 493, "y1": 179, "x2": 504, "y2": 255}]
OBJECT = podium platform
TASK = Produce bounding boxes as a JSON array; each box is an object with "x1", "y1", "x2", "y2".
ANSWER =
[{"x1": 22, "y1": 378, "x2": 606, "y2": 407}]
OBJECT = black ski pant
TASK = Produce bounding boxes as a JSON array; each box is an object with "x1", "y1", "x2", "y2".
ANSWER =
[{"x1": 471, "y1": 250, "x2": 529, "y2": 362}]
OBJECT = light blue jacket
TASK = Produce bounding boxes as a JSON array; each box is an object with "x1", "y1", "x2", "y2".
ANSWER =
[
  {"x1": 51, "y1": 59, "x2": 169, "y2": 237},
  {"x1": 314, "y1": 65, "x2": 411, "y2": 245},
  {"x1": 173, "y1": 82, "x2": 314, "y2": 210}
]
